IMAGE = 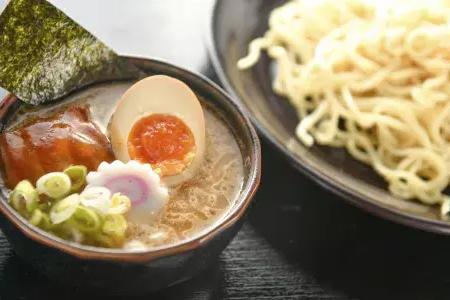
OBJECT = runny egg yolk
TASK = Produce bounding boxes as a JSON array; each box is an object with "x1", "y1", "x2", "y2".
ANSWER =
[{"x1": 127, "y1": 114, "x2": 196, "y2": 177}]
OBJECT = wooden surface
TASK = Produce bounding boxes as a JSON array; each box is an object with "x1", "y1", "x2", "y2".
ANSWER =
[{"x1": 1, "y1": 1, "x2": 450, "y2": 299}]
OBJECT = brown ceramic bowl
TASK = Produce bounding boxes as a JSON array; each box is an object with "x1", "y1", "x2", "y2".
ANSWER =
[
  {"x1": 208, "y1": 0, "x2": 450, "y2": 234},
  {"x1": 0, "y1": 56, "x2": 261, "y2": 293}
]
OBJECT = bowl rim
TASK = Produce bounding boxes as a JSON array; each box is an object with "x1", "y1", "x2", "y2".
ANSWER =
[
  {"x1": 0, "y1": 55, "x2": 262, "y2": 262},
  {"x1": 207, "y1": 0, "x2": 450, "y2": 235}
]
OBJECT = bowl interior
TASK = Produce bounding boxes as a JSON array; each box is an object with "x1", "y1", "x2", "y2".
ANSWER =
[
  {"x1": 210, "y1": 0, "x2": 450, "y2": 233},
  {"x1": 0, "y1": 57, "x2": 260, "y2": 255}
]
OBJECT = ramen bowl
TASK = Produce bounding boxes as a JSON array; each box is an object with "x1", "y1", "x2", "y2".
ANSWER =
[{"x1": 0, "y1": 57, "x2": 261, "y2": 294}]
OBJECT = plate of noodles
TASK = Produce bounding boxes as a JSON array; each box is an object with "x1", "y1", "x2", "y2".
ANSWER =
[{"x1": 209, "y1": 0, "x2": 450, "y2": 233}]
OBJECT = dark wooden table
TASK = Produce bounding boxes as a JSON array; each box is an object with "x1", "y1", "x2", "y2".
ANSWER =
[{"x1": 1, "y1": 1, "x2": 450, "y2": 299}]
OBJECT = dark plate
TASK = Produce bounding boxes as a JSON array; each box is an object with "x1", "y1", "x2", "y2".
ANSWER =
[{"x1": 208, "y1": 0, "x2": 450, "y2": 234}]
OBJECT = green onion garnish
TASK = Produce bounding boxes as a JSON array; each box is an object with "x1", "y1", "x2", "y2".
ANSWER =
[
  {"x1": 36, "y1": 172, "x2": 71, "y2": 199},
  {"x1": 64, "y1": 165, "x2": 87, "y2": 193},
  {"x1": 9, "y1": 180, "x2": 39, "y2": 216},
  {"x1": 29, "y1": 209, "x2": 52, "y2": 230},
  {"x1": 108, "y1": 193, "x2": 131, "y2": 215},
  {"x1": 8, "y1": 166, "x2": 132, "y2": 249},
  {"x1": 50, "y1": 194, "x2": 80, "y2": 224},
  {"x1": 68, "y1": 205, "x2": 101, "y2": 233},
  {"x1": 102, "y1": 214, "x2": 127, "y2": 239}
]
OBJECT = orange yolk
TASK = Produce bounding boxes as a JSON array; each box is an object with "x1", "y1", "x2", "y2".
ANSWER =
[{"x1": 128, "y1": 114, "x2": 196, "y2": 176}]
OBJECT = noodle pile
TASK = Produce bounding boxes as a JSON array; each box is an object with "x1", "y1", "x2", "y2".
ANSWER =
[{"x1": 238, "y1": 0, "x2": 450, "y2": 212}]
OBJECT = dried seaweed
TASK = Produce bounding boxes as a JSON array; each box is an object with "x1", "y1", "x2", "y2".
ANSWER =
[{"x1": 0, "y1": 0, "x2": 142, "y2": 105}]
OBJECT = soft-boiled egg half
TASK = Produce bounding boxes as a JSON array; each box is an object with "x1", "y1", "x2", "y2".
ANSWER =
[{"x1": 108, "y1": 75, "x2": 205, "y2": 186}]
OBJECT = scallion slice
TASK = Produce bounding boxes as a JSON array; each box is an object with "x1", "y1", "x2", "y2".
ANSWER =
[
  {"x1": 68, "y1": 205, "x2": 101, "y2": 233},
  {"x1": 29, "y1": 209, "x2": 52, "y2": 230},
  {"x1": 94, "y1": 233, "x2": 116, "y2": 248},
  {"x1": 55, "y1": 224, "x2": 84, "y2": 243},
  {"x1": 50, "y1": 194, "x2": 80, "y2": 224},
  {"x1": 64, "y1": 165, "x2": 87, "y2": 193},
  {"x1": 36, "y1": 172, "x2": 71, "y2": 199},
  {"x1": 102, "y1": 214, "x2": 127, "y2": 240},
  {"x1": 108, "y1": 193, "x2": 131, "y2": 215},
  {"x1": 80, "y1": 186, "x2": 111, "y2": 214},
  {"x1": 9, "y1": 180, "x2": 39, "y2": 215},
  {"x1": 29, "y1": 208, "x2": 44, "y2": 226}
]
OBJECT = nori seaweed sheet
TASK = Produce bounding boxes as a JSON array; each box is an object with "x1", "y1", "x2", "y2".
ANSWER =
[{"x1": 0, "y1": 0, "x2": 142, "y2": 105}]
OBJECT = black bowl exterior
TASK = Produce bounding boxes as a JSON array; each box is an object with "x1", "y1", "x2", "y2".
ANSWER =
[
  {"x1": 0, "y1": 208, "x2": 244, "y2": 293},
  {"x1": 208, "y1": 0, "x2": 450, "y2": 234},
  {"x1": 0, "y1": 57, "x2": 261, "y2": 293}
]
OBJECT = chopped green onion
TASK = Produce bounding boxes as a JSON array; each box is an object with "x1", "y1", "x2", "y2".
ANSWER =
[
  {"x1": 29, "y1": 208, "x2": 44, "y2": 226},
  {"x1": 68, "y1": 227, "x2": 84, "y2": 243},
  {"x1": 38, "y1": 202, "x2": 51, "y2": 212},
  {"x1": 108, "y1": 193, "x2": 131, "y2": 215},
  {"x1": 68, "y1": 205, "x2": 101, "y2": 233},
  {"x1": 9, "y1": 180, "x2": 39, "y2": 215},
  {"x1": 64, "y1": 165, "x2": 87, "y2": 193},
  {"x1": 7, "y1": 167, "x2": 133, "y2": 249},
  {"x1": 29, "y1": 209, "x2": 52, "y2": 230},
  {"x1": 50, "y1": 194, "x2": 80, "y2": 224},
  {"x1": 94, "y1": 233, "x2": 116, "y2": 248},
  {"x1": 39, "y1": 213, "x2": 52, "y2": 230},
  {"x1": 102, "y1": 214, "x2": 127, "y2": 240},
  {"x1": 36, "y1": 172, "x2": 71, "y2": 199},
  {"x1": 80, "y1": 186, "x2": 111, "y2": 214},
  {"x1": 55, "y1": 224, "x2": 84, "y2": 243}
]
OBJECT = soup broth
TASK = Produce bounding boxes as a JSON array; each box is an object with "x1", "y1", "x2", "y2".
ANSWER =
[{"x1": 126, "y1": 110, "x2": 244, "y2": 249}]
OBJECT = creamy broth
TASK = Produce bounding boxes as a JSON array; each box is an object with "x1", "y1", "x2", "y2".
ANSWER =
[{"x1": 125, "y1": 109, "x2": 244, "y2": 249}]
